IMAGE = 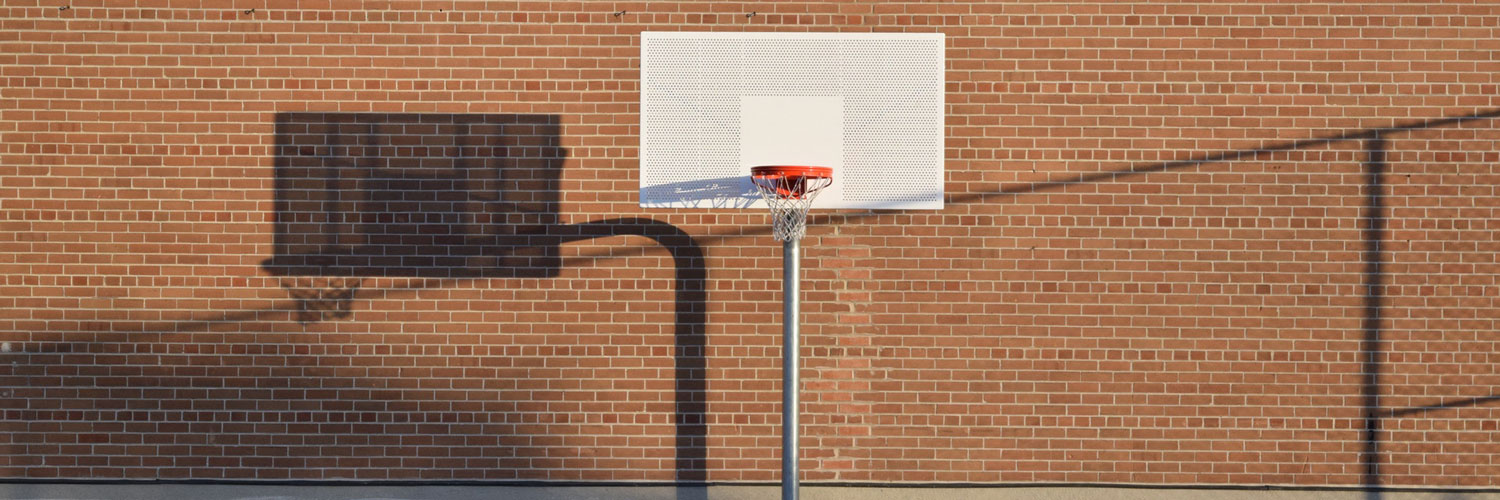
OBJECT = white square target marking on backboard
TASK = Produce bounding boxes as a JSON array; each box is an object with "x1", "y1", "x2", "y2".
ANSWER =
[{"x1": 639, "y1": 31, "x2": 945, "y2": 210}]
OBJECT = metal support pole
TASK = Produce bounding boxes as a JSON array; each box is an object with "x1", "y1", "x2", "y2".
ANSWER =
[{"x1": 781, "y1": 237, "x2": 800, "y2": 500}]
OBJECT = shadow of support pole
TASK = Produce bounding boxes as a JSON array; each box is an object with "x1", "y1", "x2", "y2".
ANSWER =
[
  {"x1": 1360, "y1": 136, "x2": 1387, "y2": 497},
  {"x1": 547, "y1": 218, "x2": 708, "y2": 483}
]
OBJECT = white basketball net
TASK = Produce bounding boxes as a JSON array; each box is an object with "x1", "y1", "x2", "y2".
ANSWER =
[{"x1": 751, "y1": 173, "x2": 833, "y2": 242}]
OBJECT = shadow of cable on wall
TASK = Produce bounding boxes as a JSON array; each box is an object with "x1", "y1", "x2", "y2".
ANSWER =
[
  {"x1": 261, "y1": 113, "x2": 708, "y2": 481},
  {"x1": 903, "y1": 108, "x2": 1500, "y2": 496}
]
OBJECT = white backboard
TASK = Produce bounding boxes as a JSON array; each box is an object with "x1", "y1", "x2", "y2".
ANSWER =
[{"x1": 639, "y1": 32, "x2": 945, "y2": 210}]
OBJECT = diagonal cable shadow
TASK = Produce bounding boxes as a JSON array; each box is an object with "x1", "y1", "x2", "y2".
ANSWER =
[
  {"x1": 927, "y1": 108, "x2": 1500, "y2": 207},
  {"x1": 1382, "y1": 395, "x2": 1500, "y2": 418}
]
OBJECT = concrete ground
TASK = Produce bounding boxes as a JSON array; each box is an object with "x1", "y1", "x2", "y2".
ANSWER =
[{"x1": 1, "y1": 484, "x2": 1499, "y2": 500}]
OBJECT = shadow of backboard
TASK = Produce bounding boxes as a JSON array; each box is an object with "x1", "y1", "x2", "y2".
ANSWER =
[{"x1": 262, "y1": 113, "x2": 563, "y2": 279}]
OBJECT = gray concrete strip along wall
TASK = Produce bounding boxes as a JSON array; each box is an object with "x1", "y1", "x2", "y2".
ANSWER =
[{"x1": 2, "y1": 484, "x2": 1500, "y2": 500}]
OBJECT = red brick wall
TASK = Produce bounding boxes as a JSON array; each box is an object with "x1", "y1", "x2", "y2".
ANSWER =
[{"x1": 3, "y1": 0, "x2": 1499, "y2": 488}]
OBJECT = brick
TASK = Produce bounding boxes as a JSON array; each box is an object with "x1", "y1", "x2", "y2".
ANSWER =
[{"x1": 0, "y1": 0, "x2": 1498, "y2": 488}]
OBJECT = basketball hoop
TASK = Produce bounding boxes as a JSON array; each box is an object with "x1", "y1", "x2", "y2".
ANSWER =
[
  {"x1": 749, "y1": 164, "x2": 831, "y2": 500},
  {"x1": 750, "y1": 165, "x2": 833, "y2": 242}
]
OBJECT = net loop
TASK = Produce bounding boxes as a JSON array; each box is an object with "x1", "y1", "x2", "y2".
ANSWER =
[
  {"x1": 750, "y1": 166, "x2": 833, "y2": 242},
  {"x1": 278, "y1": 275, "x2": 363, "y2": 324}
]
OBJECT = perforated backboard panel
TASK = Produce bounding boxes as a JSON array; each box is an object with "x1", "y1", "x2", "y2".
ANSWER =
[{"x1": 640, "y1": 32, "x2": 944, "y2": 209}]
